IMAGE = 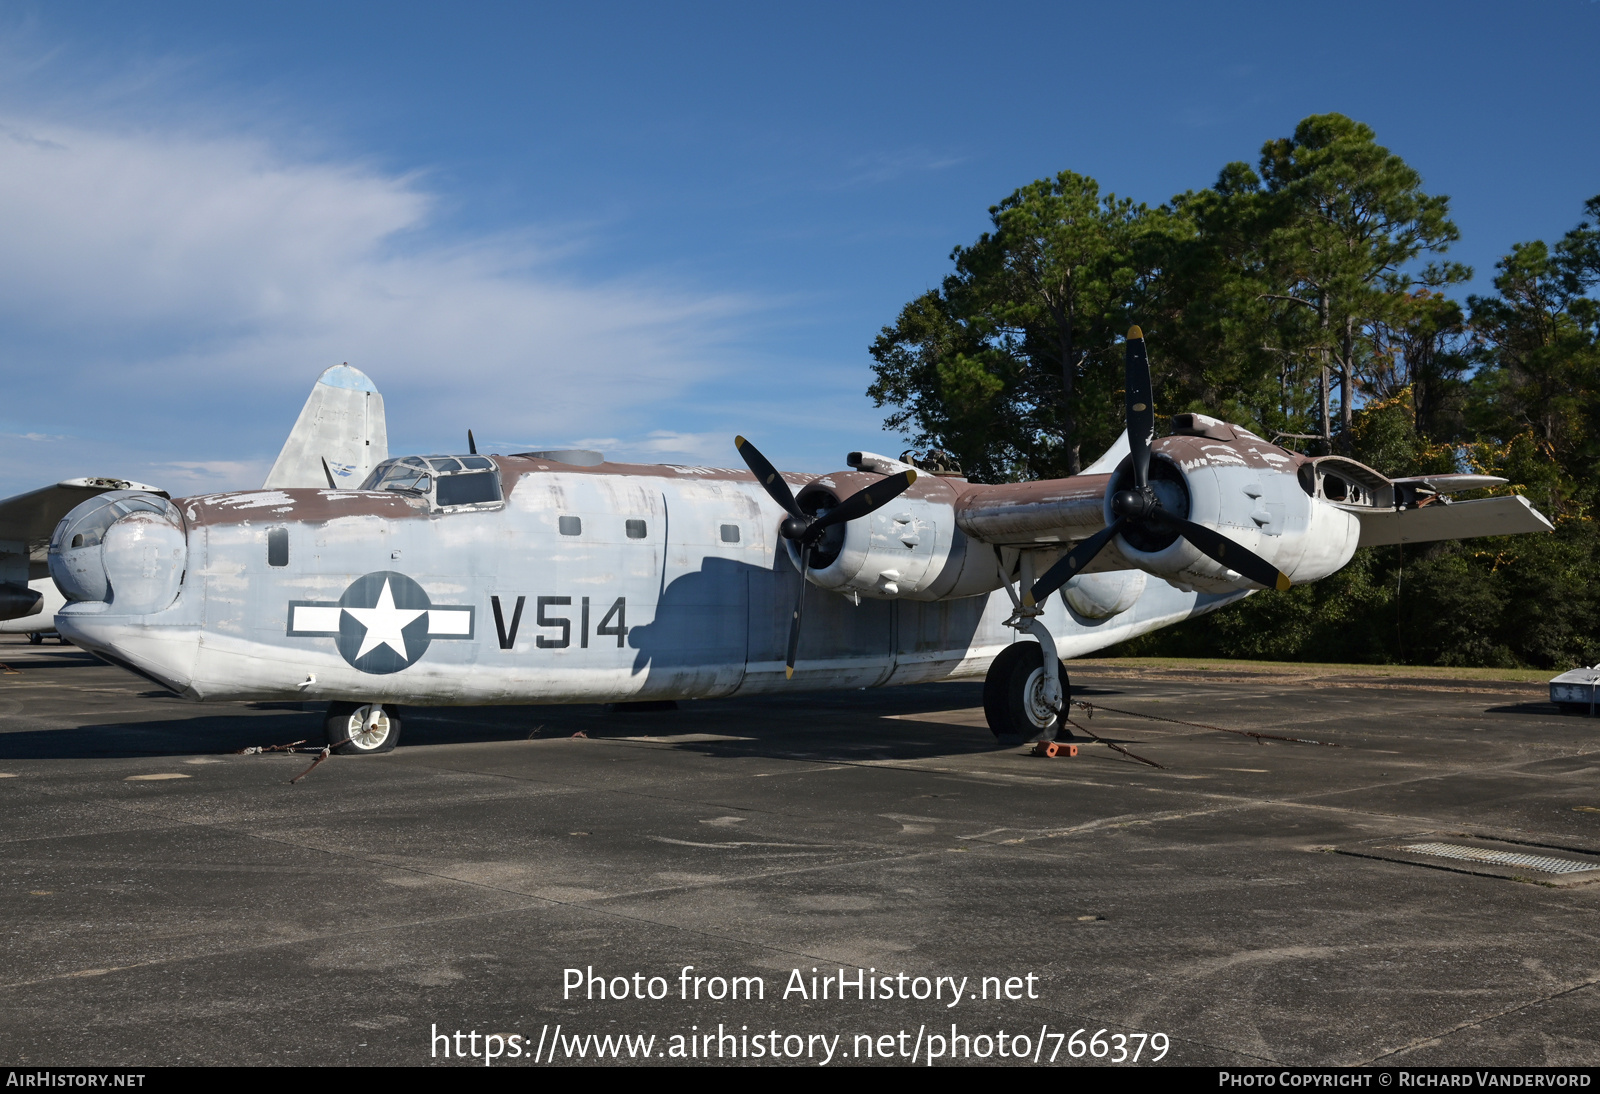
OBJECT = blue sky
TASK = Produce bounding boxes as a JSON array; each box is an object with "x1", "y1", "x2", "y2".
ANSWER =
[{"x1": 0, "y1": 1, "x2": 1596, "y2": 496}]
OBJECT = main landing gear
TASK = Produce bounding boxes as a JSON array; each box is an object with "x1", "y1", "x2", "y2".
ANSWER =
[
  {"x1": 984, "y1": 642, "x2": 1072, "y2": 741},
  {"x1": 326, "y1": 701, "x2": 401, "y2": 754},
  {"x1": 984, "y1": 547, "x2": 1072, "y2": 742}
]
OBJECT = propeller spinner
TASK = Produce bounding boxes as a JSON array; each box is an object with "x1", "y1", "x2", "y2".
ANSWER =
[
  {"x1": 1025, "y1": 327, "x2": 1291, "y2": 608},
  {"x1": 734, "y1": 437, "x2": 917, "y2": 678}
]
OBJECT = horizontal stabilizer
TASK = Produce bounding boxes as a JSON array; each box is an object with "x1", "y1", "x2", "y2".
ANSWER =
[
  {"x1": 1355, "y1": 494, "x2": 1554, "y2": 548},
  {"x1": 263, "y1": 364, "x2": 388, "y2": 490}
]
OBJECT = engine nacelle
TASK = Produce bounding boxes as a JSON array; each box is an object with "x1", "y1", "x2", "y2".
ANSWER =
[
  {"x1": 1106, "y1": 436, "x2": 1360, "y2": 594},
  {"x1": 782, "y1": 471, "x2": 1002, "y2": 601}
]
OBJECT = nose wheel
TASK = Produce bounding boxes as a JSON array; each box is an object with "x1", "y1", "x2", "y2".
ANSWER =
[
  {"x1": 983, "y1": 642, "x2": 1072, "y2": 742},
  {"x1": 326, "y1": 701, "x2": 401, "y2": 754}
]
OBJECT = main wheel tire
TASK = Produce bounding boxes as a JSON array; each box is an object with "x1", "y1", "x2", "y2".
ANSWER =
[
  {"x1": 325, "y1": 701, "x2": 401, "y2": 755},
  {"x1": 26, "y1": 632, "x2": 42, "y2": 645},
  {"x1": 983, "y1": 642, "x2": 1071, "y2": 741}
]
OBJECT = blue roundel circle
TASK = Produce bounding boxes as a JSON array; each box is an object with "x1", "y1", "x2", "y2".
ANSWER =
[{"x1": 334, "y1": 570, "x2": 435, "y2": 674}]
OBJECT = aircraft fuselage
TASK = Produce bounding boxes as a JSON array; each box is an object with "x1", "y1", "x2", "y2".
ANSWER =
[{"x1": 52, "y1": 457, "x2": 1243, "y2": 704}]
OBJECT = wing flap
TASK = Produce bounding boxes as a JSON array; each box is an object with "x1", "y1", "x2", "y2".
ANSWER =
[{"x1": 1354, "y1": 495, "x2": 1554, "y2": 548}]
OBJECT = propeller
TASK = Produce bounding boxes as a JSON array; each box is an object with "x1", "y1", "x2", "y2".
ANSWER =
[
  {"x1": 735, "y1": 436, "x2": 917, "y2": 678},
  {"x1": 1025, "y1": 327, "x2": 1290, "y2": 608}
]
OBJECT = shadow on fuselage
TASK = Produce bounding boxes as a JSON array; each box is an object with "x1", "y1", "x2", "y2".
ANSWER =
[
  {"x1": 624, "y1": 553, "x2": 999, "y2": 690},
  {"x1": 623, "y1": 554, "x2": 900, "y2": 679}
]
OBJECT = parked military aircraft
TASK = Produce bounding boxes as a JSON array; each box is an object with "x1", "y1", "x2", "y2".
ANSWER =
[
  {"x1": 44, "y1": 330, "x2": 1552, "y2": 755},
  {"x1": 0, "y1": 363, "x2": 387, "y2": 641}
]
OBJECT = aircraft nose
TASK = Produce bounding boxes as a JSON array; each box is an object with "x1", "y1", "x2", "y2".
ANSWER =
[{"x1": 48, "y1": 491, "x2": 188, "y2": 614}]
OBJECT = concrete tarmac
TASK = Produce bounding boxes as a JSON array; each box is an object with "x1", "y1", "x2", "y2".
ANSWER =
[{"x1": 1, "y1": 636, "x2": 1597, "y2": 1068}]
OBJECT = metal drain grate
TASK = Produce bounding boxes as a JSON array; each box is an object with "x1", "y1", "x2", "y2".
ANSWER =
[{"x1": 1400, "y1": 842, "x2": 1598, "y2": 875}]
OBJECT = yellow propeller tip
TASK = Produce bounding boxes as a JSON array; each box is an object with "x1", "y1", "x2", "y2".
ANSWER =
[
  {"x1": 905, "y1": 468, "x2": 918, "y2": 483},
  {"x1": 735, "y1": 435, "x2": 746, "y2": 447},
  {"x1": 1021, "y1": 593, "x2": 1035, "y2": 609},
  {"x1": 1127, "y1": 325, "x2": 1144, "y2": 340},
  {"x1": 1276, "y1": 574, "x2": 1291, "y2": 592},
  {"x1": 785, "y1": 666, "x2": 795, "y2": 680}
]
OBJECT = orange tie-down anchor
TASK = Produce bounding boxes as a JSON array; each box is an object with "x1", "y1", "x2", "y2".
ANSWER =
[{"x1": 1031, "y1": 740, "x2": 1078, "y2": 759}]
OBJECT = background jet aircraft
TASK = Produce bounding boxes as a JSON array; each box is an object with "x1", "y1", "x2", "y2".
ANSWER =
[
  {"x1": 42, "y1": 331, "x2": 1551, "y2": 756},
  {"x1": 0, "y1": 363, "x2": 388, "y2": 640}
]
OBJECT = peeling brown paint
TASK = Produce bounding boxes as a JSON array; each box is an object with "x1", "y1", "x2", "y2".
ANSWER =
[
  {"x1": 182, "y1": 489, "x2": 429, "y2": 529},
  {"x1": 182, "y1": 434, "x2": 1309, "y2": 540},
  {"x1": 1157, "y1": 434, "x2": 1308, "y2": 474}
]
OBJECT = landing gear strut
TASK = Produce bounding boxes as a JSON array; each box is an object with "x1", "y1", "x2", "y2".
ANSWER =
[{"x1": 985, "y1": 548, "x2": 1072, "y2": 741}]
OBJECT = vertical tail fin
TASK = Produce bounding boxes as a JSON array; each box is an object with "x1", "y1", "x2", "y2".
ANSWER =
[{"x1": 262, "y1": 364, "x2": 389, "y2": 489}]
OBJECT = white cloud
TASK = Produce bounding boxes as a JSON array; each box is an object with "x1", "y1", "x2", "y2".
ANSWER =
[
  {"x1": 153, "y1": 460, "x2": 270, "y2": 492},
  {"x1": 564, "y1": 430, "x2": 734, "y2": 465},
  {"x1": 0, "y1": 113, "x2": 756, "y2": 493},
  {"x1": 838, "y1": 147, "x2": 967, "y2": 187}
]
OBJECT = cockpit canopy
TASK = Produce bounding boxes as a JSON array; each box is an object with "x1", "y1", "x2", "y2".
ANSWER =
[{"x1": 361, "y1": 455, "x2": 503, "y2": 511}]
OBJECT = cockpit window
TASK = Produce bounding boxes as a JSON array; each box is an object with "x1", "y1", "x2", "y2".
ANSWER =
[
  {"x1": 436, "y1": 472, "x2": 500, "y2": 507},
  {"x1": 362, "y1": 455, "x2": 503, "y2": 511},
  {"x1": 364, "y1": 457, "x2": 431, "y2": 494}
]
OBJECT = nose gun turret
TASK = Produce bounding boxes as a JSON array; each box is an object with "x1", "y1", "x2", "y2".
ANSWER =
[{"x1": 48, "y1": 491, "x2": 188, "y2": 613}]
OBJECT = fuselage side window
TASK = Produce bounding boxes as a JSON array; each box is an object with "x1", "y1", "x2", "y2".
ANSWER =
[
  {"x1": 625, "y1": 519, "x2": 647, "y2": 540},
  {"x1": 267, "y1": 528, "x2": 289, "y2": 567},
  {"x1": 559, "y1": 516, "x2": 582, "y2": 536},
  {"x1": 719, "y1": 523, "x2": 740, "y2": 544}
]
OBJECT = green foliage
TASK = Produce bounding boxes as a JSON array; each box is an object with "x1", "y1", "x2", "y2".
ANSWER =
[
  {"x1": 867, "y1": 119, "x2": 1600, "y2": 670},
  {"x1": 867, "y1": 171, "x2": 1176, "y2": 481}
]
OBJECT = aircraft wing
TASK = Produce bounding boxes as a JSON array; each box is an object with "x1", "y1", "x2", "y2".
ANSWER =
[
  {"x1": 0, "y1": 478, "x2": 167, "y2": 550},
  {"x1": 1353, "y1": 494, "x2": 1554, "y2": 548}
]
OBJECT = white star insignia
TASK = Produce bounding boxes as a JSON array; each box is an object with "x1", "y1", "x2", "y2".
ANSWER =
[{"x1": 343, "y1": 578, "x2": 426, "y2": 661}]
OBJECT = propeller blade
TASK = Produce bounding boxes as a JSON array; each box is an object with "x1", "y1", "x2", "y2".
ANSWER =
[
  {"x1": 785, "y1": 543, "x2": 811, "y2": 679},
  {"x1": 1152, "y1": 514, "x2": 1291, "y2": 592},
  {"x1": 1125, "y1": 326, "x2": 1154, "y2": 490},
  {"x1": 804, "y1": 469, "x2": 918, "y2": 541},
  {"x1": 1025, "y1": 518, "x2": 1126, "y2": 607},
  {"x1": 468, "y1": 429, "x2": 477, "y2": 455},
  {"x1": 734, "y1": 436, "x2": 804, "y2": 521}
]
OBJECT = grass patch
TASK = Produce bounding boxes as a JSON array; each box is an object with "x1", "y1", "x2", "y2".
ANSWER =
[{"x1": 1069, "y1": 657, "x2": 1555, "y2": 684}]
